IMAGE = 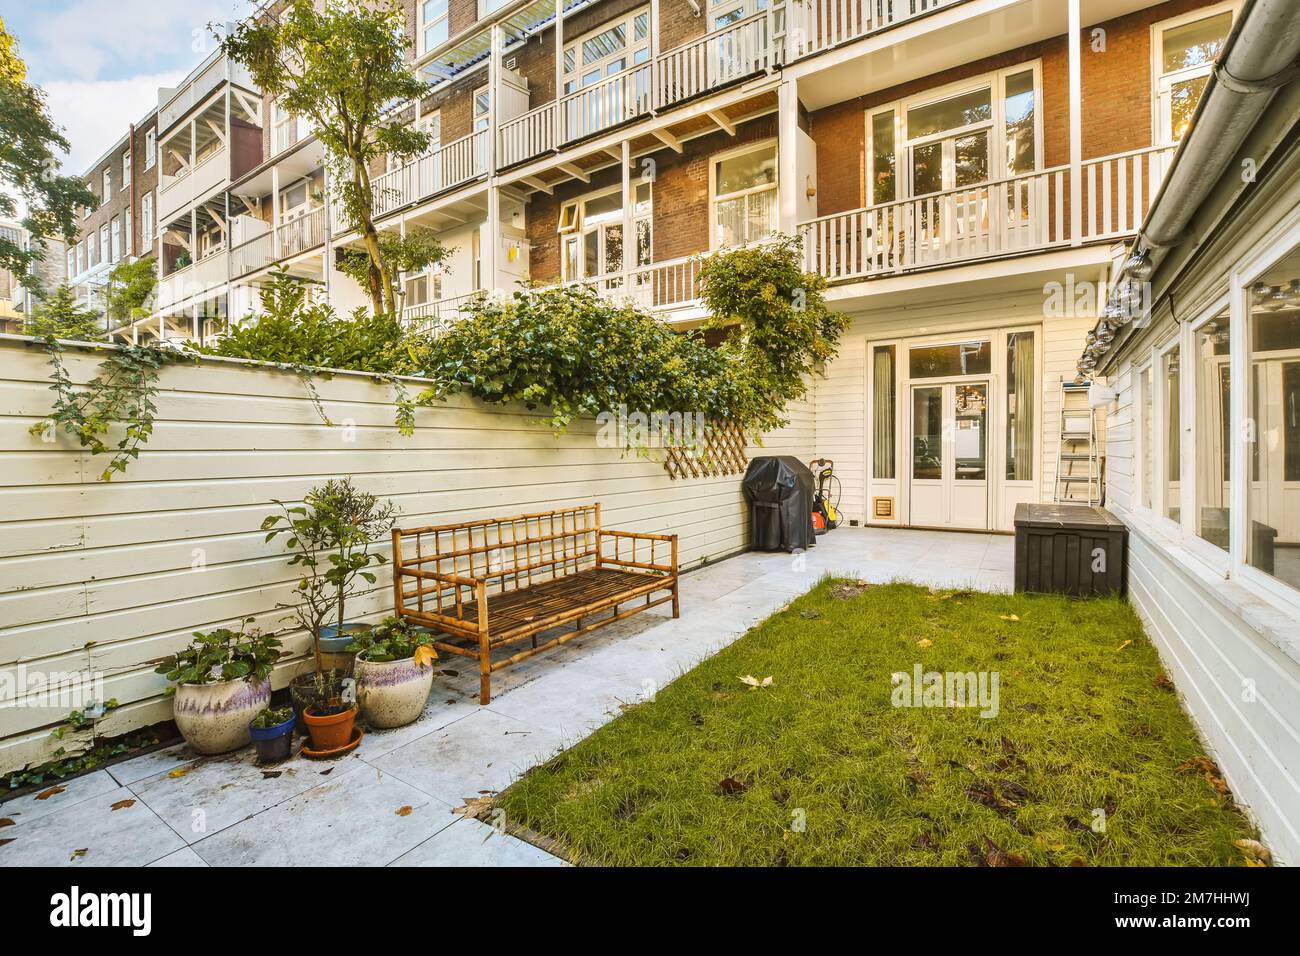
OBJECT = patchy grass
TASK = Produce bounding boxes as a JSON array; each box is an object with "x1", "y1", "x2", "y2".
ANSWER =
[{"x1": 498, "y1": 580, "x2": 1259, "y2": 866}]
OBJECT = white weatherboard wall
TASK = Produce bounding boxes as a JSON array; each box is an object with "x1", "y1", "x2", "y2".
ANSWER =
[{"x1": 0, "y1": 338, "x2": 814, "y2": 774}]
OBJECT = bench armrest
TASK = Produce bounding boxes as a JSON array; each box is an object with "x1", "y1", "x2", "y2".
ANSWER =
[{"x1": 598, "y1": 529, "x2": 678, "y2": 574}]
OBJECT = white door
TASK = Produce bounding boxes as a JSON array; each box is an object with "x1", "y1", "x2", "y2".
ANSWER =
[{"x1": 909, "y1": 380, "x2": 990, "y2": 530}]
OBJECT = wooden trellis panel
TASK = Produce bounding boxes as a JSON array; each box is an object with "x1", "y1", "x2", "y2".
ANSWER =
[{"x1": 664, "y1": 420, "x2": 749, "y2": 480}]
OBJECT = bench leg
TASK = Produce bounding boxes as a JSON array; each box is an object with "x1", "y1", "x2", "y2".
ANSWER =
[
  {"x1": 672, "y1": 578, "x2": 680, "y2": 619},
  {"x1": 476, "y1": 582, "x2": 491, "y2": 705}
]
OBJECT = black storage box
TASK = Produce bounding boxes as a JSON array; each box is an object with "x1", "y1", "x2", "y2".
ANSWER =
[
  {"x1": 1014, "y1": 503, "x2": 1127, "y2": 597},
  {"x1": 742, "y1": 456, "x2": 816, "y2": 552}
]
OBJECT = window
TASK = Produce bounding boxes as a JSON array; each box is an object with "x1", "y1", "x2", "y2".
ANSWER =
[
  {"x1": 122, "y1": 150, "x2": 131, "y2": 189},
  {"x1": 868, "y1": 64, "x2": 1040, "y2": 205},
  {"x1": 1006, "y1": 331, "x2": 1034, "y2": 481},
  {"x1": 76, "y1": 242, "x2": 85, "y2": 276},
  {"x1": 144, "y1": 130, "x2": 157, "y2": 171},
  {"x1": 909, "y1": 341, "x2": 992, "y2": 378},
  {"x1": 141, "y1": 192, "x2": 154, "y2": 246},
  {"x1": 404, "y1": 263, "x2": 442, "y2": 308},
  {"x1": 1163, "y1": 344, "x2": 1182, "y2": 522},
  {"x1": 66, "y1": 248, "x2": 75, "y2": 280},
  {"x1": 711, "y1": 142, "x2": 777, "y2": 248},
  {"x1": 273, "y1": 102, "x2": 294, "y2": 155},
  {"x1": 562, "y1": 9, "x2": 651, "y2": 96},
  {"x1": 1193, "y1": 307, "x2": 1232, "y2": 551},
  {"x1": 99, "y1": 224, "x2": 109, "y2": 267},
  {"x1": 558, "y1": 182, "x2": 652, "y2": 282},
  {"x1": 125, "y1": 208, "x2": 133, "y2": 259},
  {"x1": 110, "y1": 217, "x2": 121, "y2": 262},
  {"x1": 1139, "y1": 364, "x2": 1153, "y2": 509},
  {"x1": 872, "y1": 345, "x2": 895, "y2": 479},
  {"x1": 280, "y1": 180, "x2": 310, "y2": 222},
  {"x1": 480, "y1": 0, "x2": 511, "y2": 14},
  {"x1": 420, "y1": 0, "x2": 448, "y2": 55},
  {"x1": 1154, "y1": 5, "x2": 1234, "y2": 145},
  {"x1": 473, "y1": 86, "x2": 490, "y2": 132},
  {"x1": 1247, "y1": 246, "x2": 1300, "y2": 589},
  {"x1": 102, "y1": 168, "x2": 112, "y2": 202}
]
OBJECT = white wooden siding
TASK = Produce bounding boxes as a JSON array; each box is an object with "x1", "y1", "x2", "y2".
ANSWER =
[{"x1": 0, "y1": 340, "x2": 814, "y2": 773}]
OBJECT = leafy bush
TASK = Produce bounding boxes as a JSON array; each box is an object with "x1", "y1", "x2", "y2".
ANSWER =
[
  {"x1": 346, "y1": 615, "x2": 436, "y2": 663},
  {"x1": 204, "y1": 272, "x2": 415, "y2": 373},
  {"x1": 154, "y1": 619, "x2": 282, "y2": 690},
  {"x1": 25, "y1": 283, "x2": 103, "y2": 340},
  {"x1": 251, "y1": 706, "x2": 294, "y2": 729}
]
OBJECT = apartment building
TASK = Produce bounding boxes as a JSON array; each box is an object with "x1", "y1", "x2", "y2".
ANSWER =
[
  {"x1": 0, "y1": 219, "x2": 67, "y2": 329},
  {"x1": 67, "y1": 0, "x2": 1232, "y2": 530}
]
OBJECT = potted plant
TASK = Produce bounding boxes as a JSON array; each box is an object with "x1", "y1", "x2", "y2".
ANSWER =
[
  {"x1": 347, "y1": 616, "x2": 438, "y2": 729},
  {"x1": 155, "y1": 619, "x2": 282, "y2": 755},
  {"x1": 262, "y1": 477, "x2": 397, "y2": 731},
  {"x1": 249, "y1": 706, "x2": 295, "y2": 763}
]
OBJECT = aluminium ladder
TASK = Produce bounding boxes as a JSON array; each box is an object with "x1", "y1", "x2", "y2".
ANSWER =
[{"x1": 1054, "y1": 381, "x2": 1104, "y2": 505}]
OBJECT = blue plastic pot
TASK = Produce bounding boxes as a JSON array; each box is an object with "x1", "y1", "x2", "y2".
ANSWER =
[{"x1": 249, "y1": 712, "x2": 296, "y2": 764}]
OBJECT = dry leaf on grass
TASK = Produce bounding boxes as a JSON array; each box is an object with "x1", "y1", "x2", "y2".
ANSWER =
[
  {"x1": 1153, "y1": 674, "x2": 1175, "y2": 690},
  {"x1": 739, "y1": 675, "x2": 773, "y2": 689},
  {"x1": 34, "y1": 786, "x2": 65, "y2": 801},
  {"x1": 916, "y1": 638, "x2": 933, "y2": 648},
  {"x1": 1176, "y1": 756, "x2": 1231, "y2": 796},
  {"x1": 1234, "y1": 839, "x2": 1270, "y2": 864},
  {"x1": 1116, "y1": 639, "x2": 1133, "y2": 652},
  {"x1": 717, "y1": 777, "x2": 750, "y2": 796},
  {"x1": 109, "y1": 799, "x2": 135, "y2": 811},
  {"x1": 999, "y1": 614, "x2": 1020, "y2": 622}
]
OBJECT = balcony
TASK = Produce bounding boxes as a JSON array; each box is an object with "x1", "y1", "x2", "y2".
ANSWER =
[
  {"x1": 158, "y1": 146, "x2": 229, "y2": 225},
  {"x1": 278, "y1": 207, "x2": 327, "y2": 259},
  {"x1": 400, "y1": 289, "x2": 488, "y2": 336},
  {"x1": 788, "y1": 0, "x2": 960, "y2": 60},
  {"x1": 372, "y1": 131, "x2": 490, "y2": 219},
  {"x1": 156, "y1": 251, "x2": 230, "y2": 311},
  {"x1": 800, "y1": 146, "x2": 1176, "y2": 282},
  {"x1": 230, "y1": 231, "x2": 275, "y2": 280}
]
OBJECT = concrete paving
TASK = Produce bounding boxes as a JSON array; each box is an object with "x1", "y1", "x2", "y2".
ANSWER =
[{"x1": 0, "y1": 527, "x2": 1012, "y2": 867}]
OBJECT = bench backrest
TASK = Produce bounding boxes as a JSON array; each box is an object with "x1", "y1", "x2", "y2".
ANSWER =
[{"x1": 394, "y1": 504, "x2": 601, "y2": 606}]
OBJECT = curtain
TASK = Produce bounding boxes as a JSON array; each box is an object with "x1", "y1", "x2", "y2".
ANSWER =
[
  {"x1": 873, "y1": 346, "x2": 895, "y2": 479},
  {"x1": 1009, "y1": 333, "x2": 1034, "y2": 481}
]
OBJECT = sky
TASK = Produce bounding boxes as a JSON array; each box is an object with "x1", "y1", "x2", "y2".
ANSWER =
[{"x1": 4, "y1": 0, "x2": 254, "y2": 176}]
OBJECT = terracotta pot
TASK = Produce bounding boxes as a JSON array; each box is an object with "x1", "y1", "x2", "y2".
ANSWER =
[
  {"x1": 303, "y1": 703, "x2": 358, "y2": 751},
  {"x1": 173, "y1": 677, "x2": 271, "y2": 755},
  {"x1": 289, "y1": 670, "x2": 349, "y2": 734},
  {"x1": 356, "y1": 652, "x2": 435, "y2": 729}
]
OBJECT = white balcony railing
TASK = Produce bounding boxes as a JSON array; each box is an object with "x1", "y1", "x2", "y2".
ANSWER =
[
  {"x1": 656, "y1": 12, "x2": 775, "y2": 107},
  {"x1": 372, "y1": 130, "x2": 489, "y2": 218},
  {"x1": 799, "y1": 145, "x2": 1177, "y2": 282},
  {"x1": 230, "y1": 232, "x2": 275, "y2": 279},
  {"x1": 788, "y1": 0, "x2": 959, "y2": 59},
  {"x1": 156, "y1": 251, "x2": 229, "y2": 310},
  {"x1": 400, "y1": 289, "x2": 487, "y2": 335},
  {"x1": 499, "y1": 102, "x2": 557, "y2": 168},
  {"x1": 277, "y1": 207, "x2": 327, "y2": 259},
  {"x1": 561, "y1": 64, "x2": 654, "y2": 144}
]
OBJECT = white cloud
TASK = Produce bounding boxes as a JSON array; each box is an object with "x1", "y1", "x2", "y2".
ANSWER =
[{"x1": 44, "y1": 73, "x2": 186, "y2": 176}]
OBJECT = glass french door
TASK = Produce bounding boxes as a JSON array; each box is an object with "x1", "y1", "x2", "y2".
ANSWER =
[
  {"x1": 909, "y1": 380, "x2": 990, "y2": 529},
  {"x1": 909, "y1": 130, "x2": 993, "y2": 255}
]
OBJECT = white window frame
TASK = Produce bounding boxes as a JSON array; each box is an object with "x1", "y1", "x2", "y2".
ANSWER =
[
  {"x1": 419, "y1": 0, "x2": 449, "y2": 56},
  {"x1": 708, "y1": 137, "x2": 778, "y2": 250},
  {"x1": 1134, "y1": 359, "x2": 1155, "y2": 514},
  {"x1": 1230, "y1": 210, "x2": 1300, "y2": 612},
  {"x1": 99, "y1": 224, "x2": 110, "y2": 268},
  {"x1": 1181, "y1": 294, "x2": 1235, "y2": 576},
  {"x1": 125, "y1": 207, "x2": 133, "y2": 259},
  {"x1": 1151, "y1": 333, "x2": 1184, "y2": 539},
  {"x1": 557, "y1": 182, "x2": 652, "y2": 282},
  {"x1": 122, "y1": 150, "x2": 132, "y2": 190},
  {"x1": 102, "y1": 168, "x2": 112, "y2": 202},
  {"x1": 561, "y1": 7, "x2": 651, "y2": 98},
  {"x1": 110, "y1": 216, "x2": 121, "y2": 263},
  {"x1": 76, "y1": 242, "x2": 85, "y2": 276},
  {"x1": 144, "y1": 129, "x2": 157, "y2": 171},
  {"x1": 472, "y1": 85, "x2": 491, "y2": 132},
  {"x1": 272, "y1": 101, "x2": 295, "y2": 156},
  {"x1": 279, "y1": 178, "x2": 312, "y2": 223},
  {"x1": 866, "y1": 61, "x2": 1044, "y2": 206},
  {"x1": 1151, "y1": 2, "x2": 1238, "y2": 147},
  {"x1": 141, "y1": 192, "x2": 154, "y2": 246},
  {"x1": 479, "y1": 0, "x2": 512, "y2": 17}
]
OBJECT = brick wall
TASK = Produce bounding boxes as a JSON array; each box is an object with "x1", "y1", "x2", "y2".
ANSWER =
[
  {"x1": 132, "y1": 118, "x2": 160, "y2": 259},
  {"x1": 526, "y1": 113, "x2": 776, "y2": 283},
  {"x1": 658, "y1": 0, "x2": 706, "y2": 51}
]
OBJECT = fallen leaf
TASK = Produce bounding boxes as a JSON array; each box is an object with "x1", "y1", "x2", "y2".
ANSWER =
[
  {"x1": 1234, "y1": 839, "x2": 1270, "y2": 864},
  {"x1": 916, "y1": 638, "x2": 933, "y2": 648},
  {"x1": 414, "y1": 645, "x2": 438, "y2": 668},
  {"x1": 261, "y1": 771, "x2": 282, "y2": 780},
  {"x1": 1116, "y1": 639, "x2": 1133, "y2": 652},
  {"x1": 1153, "y1": 674, "x2": 1175, "y2": 690},
  {"x1": 717, "y1": 776, "x2": 749, "y2": 796},
  {"x1": 395, "y1": 805, "x2": 414, "y2": 817},
  {"x1": 168, "y1": 766, "x2": 193, "y2": 779},
  {"x1": 70, "y1": 848, "x2": 87, "y2": 861},
  {"x1": 0, "y1": 838, "x2": 14, "y2": 847},
  {"x1": 984, "y1": 837, "x2": 1027, "y2": 867},
  {"x1": 109, "y1": 799, "x2": 135, "y2": 811},
  {"x1": 34, "y1": 786, "x2": 65, "y2": 800},
  {"x1": 1177, "y1": 756, "x2": 1231, "y2": 796},
  {"x1": 0, "y1": 818, "x2": 14, "y2": 828},
  {"x1": 438, "y1": 669, "x2": 459, "y2": 678},
  {"x1": 1244, "y1": 858, "x2": 1267, "y2": 867},
  {"x1": 452, "y1": 796, "x2": 494, "y2": 821},
  {"x1": 319, "y1": 767, "x2": 333, "y2": 776},
  {"x1": 999, "y1": 614, "x2": 1020, "y2": 622},
  {"x1": 739, "y1": 675, "x2": 774, "y2": 689}
]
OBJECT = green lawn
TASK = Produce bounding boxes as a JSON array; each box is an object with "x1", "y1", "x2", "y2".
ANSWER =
[{"x1": 498, "y1": 580, "x2": 1260, "y2": 866}]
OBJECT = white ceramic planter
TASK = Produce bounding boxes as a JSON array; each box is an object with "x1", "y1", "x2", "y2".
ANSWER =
[
  {"x1": 356, "y1": 653, "x2": 434, "y2": 729},
  {"x1": 173, "y1": 677, "x2": 271, "y2": 755}
]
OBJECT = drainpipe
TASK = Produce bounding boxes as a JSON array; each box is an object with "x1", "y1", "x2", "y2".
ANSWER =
[{"x1": 1091, "y1": 0, "x2": 1300, "y2": 372}]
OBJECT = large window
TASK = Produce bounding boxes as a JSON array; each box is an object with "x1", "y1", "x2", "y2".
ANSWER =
[
  {"x1": 419, "y1": 0, "x2": 449, "y2": 55},
  {"x1": 144, "y1": 130, "x2": 157, "y2": 171},
  {"x1": 1153, "y1": 5, "x2": 1234, "y2": 145},
  {"x1": 1194, "y1": 308, "x2": 1232, "y2": 551},
  {"x1": 1006, "y1": 331, "x2": 1034, "y2": 481},
  {"x1": 1163, "y1": 344, "x2": 1182, "y2": 522},
  {"x1": 110, "y1": 217, "x2": 121, "y2": 263},
  {"x1": 711, "y1": 142, "x2": 777, "y2": 248},
  {"x1": 868, "y1": 64, "x2": 1039, "y2": 205},
  {"x1": 558, "y1": 183, "x2": 652, "y2": 282},
  {"x1": 562, "y1": 9, "x2": 650, "y2": 97},
  {"x1": 99, "y1": 224, "x2": 109, "y2": 267},
  {"x1": 1248, "y1": 246, "x2": 1300, "y2": 589}
]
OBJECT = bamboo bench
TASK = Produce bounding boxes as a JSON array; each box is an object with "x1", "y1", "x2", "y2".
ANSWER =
[{"x1": 392, "y1": 503, "x2": 679, "y2": 704}]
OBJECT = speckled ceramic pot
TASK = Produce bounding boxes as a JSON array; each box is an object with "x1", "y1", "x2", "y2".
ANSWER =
[
  {"x1": 174, "y1": 677, "x2": 271, "y2": 755},
  {"x1": 356, "y1": 653, "x2": 434, "y2": 729}
]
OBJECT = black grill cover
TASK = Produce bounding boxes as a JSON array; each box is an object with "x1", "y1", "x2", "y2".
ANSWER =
[{"x1": 742, "y1": 456, "x2": 816, "y2": 552}]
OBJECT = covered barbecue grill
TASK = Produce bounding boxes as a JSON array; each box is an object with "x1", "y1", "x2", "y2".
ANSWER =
[{"x1": 742, "y1": 456, "x2": 816, "y2": 552}]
